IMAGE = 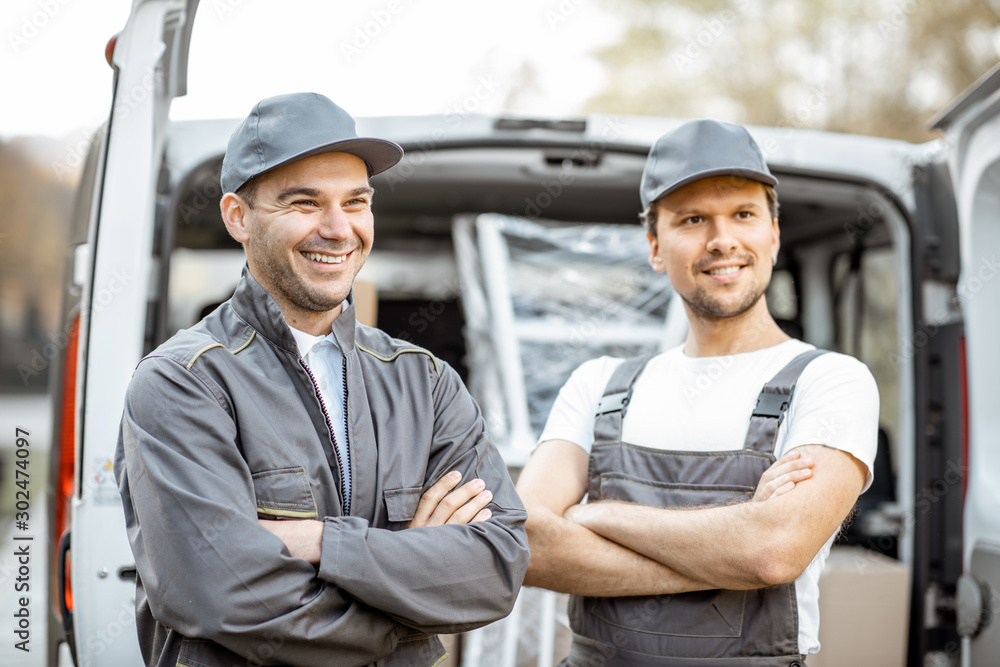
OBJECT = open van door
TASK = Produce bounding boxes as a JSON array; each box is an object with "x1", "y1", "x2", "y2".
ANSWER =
[
  {"x1": 62, "y1": 1, "x2": 197, "y2": 665},
  {"x1": 931, "y1": 63, "x2": 1000, "y2": 667}
]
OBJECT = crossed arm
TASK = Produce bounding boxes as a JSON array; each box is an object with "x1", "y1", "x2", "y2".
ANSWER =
[
  {"x1": 261, "y1": 470, "x2": 496, "y2": 561},
  {"x1": 256, "y1": 361, "x2": 528, "y2": 635},
  {"x1": 516, "y1": 439, "x2": 867, "y2": 596}
]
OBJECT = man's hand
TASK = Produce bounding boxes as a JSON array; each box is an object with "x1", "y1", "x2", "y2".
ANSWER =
[
  {"x1": 258, "y1": 518, "x2": 324, "y2": 565},
  {"x1": 753, "y1": 448, "x2": 814, "y2": 502},
  {"x1": 408, "y1": 470, "x2": 493, "y2": 528},
  {"x1": 562, "y1": 500, "x2": 596, "y2": 526},
  {"x1": 258, "y1": 471, "x2": 493, "y2": 565}
]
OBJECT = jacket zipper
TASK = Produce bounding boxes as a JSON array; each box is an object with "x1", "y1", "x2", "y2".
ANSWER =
[
  {"x1": 300, "y1": 358, "x2": 351, "y2": 516},
  {"x1": 339, "y1": 354, "x2": 350, "y2": 510}
]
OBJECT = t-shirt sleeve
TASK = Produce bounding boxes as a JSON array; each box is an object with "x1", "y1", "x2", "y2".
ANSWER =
[
  {"x1": 537, "y1": 356, "x2": 623, "y2": 454},
  {"x1": 779, "y1": 352, "x2": 880, "y2": 492}
]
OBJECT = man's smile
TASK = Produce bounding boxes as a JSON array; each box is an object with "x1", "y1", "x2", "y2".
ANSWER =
[
  {"x1": 706, "y1": 265, "x2": 741, "y2": 276},
  {"x1": 301, "y1": 250, "x2": 350, "y2": 265},
  {"x1": 696, "y1": 257, "x2": 754, "y2": 283}
]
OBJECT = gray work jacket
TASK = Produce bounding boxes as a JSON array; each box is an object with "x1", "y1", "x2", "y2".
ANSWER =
[{"x1": 114, "y1": 267, "x2": 529, "y2": 667}]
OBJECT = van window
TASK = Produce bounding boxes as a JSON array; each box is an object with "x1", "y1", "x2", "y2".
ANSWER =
[{"x1": 833, "y1": 247, "x2": 899, "y2": 455}]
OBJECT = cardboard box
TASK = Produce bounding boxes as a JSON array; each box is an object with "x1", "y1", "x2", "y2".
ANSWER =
[
  {"x1": 353, "y1": 280, "x2": 378, "y2": 327},
  {"x1": 809, "y1": 546, "x2": 910, "y2": 667}
]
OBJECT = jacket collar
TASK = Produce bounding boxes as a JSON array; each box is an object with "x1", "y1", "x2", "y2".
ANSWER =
[{"x1": 230, "y1": 264, "x2": 357, "y2": 355}]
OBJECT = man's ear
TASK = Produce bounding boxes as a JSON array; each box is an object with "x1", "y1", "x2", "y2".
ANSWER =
[
  {"x1": 646, "y1": 232, "x2": 665, "y2": 273},
  {"x1": 220, "y1": 193, "x2": 251, "y2": 244},
  {"x1": 770, "y1": 217, "x2": 781, "y2": 265}
]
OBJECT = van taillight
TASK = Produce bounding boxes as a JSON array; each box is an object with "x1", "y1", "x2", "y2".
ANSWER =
[
  {"x1": 105, "y1": 33, "x2": 118, "y2": 68},
  {"x1": 54, "y1": 314, "x2": 79, "y2": 614}
]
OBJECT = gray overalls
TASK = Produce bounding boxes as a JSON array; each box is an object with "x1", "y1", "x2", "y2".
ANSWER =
[{"x1": 564, "y1": 350, "x2": 825, "y2": 666}]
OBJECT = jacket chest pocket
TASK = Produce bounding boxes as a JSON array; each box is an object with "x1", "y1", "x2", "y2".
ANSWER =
[
  {"x1": 251, "y1": 466, "x2": 319, "y2": 519},
  {"x1": 383, "y1": 486, "x2": 423, "y2": 527}
]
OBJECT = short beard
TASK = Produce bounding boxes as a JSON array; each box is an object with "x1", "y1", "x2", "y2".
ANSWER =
[
  {"x1": 265, "y1": 253, "x2": 346, "y2": 312},
  {"x1": 250, "y1": 233, "x2": 349, "y2": 313},
  {"x1": 681, "y1": 284, "x2": 765, "y2": 322}
]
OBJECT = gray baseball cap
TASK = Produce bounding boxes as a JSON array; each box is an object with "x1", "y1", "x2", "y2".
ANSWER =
[
  {"x1": 639, "y1": 119, "x2": 777, "y2": 209},
  {"x1": 221, "y1": 92, "x2": 404, "y2": 194}
]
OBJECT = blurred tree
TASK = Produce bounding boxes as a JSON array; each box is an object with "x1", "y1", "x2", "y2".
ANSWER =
[
  {"x1": 585, "y1": 0, "x2": 1000, "y2": 141},
  {"x1": 0, "y1": 139, "x2": 75, "y2": 390}
]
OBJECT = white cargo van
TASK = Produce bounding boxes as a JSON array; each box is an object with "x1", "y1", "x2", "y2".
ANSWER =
[{"x1": 38, "y1": 1, "x2": 1000, "y2": 665}]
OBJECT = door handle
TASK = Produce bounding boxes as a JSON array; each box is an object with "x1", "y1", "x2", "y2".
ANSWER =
[{"x1": 957, "y1": 573, "x2": 993, "y2": 638}]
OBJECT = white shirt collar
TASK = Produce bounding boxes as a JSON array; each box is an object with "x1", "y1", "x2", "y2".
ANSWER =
[{"x1": 288, "y1": 325, "x2": 340, "y2": 359}]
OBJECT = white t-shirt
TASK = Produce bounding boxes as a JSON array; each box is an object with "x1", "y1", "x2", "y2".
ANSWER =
[{"x1": 538, "y1": 339, "x2": 879, "y2": 655}]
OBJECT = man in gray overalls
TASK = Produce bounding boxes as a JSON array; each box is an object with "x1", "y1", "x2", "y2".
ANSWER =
[{"x1": 518, "y1": 119, "x2": 878, "y2": 666}]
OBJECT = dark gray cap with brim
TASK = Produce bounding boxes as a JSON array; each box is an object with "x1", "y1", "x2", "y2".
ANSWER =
[
  {"x1": 640, "y1": 119, "x2": 777, "y2": 209},
  {"x1": 221, "y1": 92, "x2": 404, "y2": 194}
]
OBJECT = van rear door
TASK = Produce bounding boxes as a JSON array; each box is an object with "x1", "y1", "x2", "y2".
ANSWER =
[
  {"x1": 68, "y1": 1, "x2": 196, "y2": 665},
  {"x1": 930, "y1": 64, "x2": 1000, "y2": 667}
]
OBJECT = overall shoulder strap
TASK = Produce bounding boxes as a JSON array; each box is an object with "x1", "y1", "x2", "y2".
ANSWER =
[
  {"x1": 593, "y1": 354, "x2": 655, "y2": 444},
  {"x1": 743, "y1": 348, "x2": 828, "y2": 454}
]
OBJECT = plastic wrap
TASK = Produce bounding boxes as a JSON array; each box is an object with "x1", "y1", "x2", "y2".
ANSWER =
[{"x1": 455, "y1": 213, "x2": 674, "y2": 448}]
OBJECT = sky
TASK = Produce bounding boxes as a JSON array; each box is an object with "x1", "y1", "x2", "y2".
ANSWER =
[{"x1": 1, "y1": 0, "x2": 623, "y2": 142}]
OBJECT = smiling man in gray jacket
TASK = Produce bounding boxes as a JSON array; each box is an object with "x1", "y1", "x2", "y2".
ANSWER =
[{"x1": 114, "y1": 92, "x2": 529, "y2": 667}]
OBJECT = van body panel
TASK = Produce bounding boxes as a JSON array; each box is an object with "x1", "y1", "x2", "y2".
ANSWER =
[
  {"x1": 936, "y1": 69, "x2": 1000, "y2": 667},
  {"x1": 46, "y1": 123, "x2": 107, "y2": 664}
]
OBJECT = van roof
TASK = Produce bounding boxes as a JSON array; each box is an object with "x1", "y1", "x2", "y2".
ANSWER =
[{"x1": 165, "y1": 112, "x2": 930, "y2": 203}]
